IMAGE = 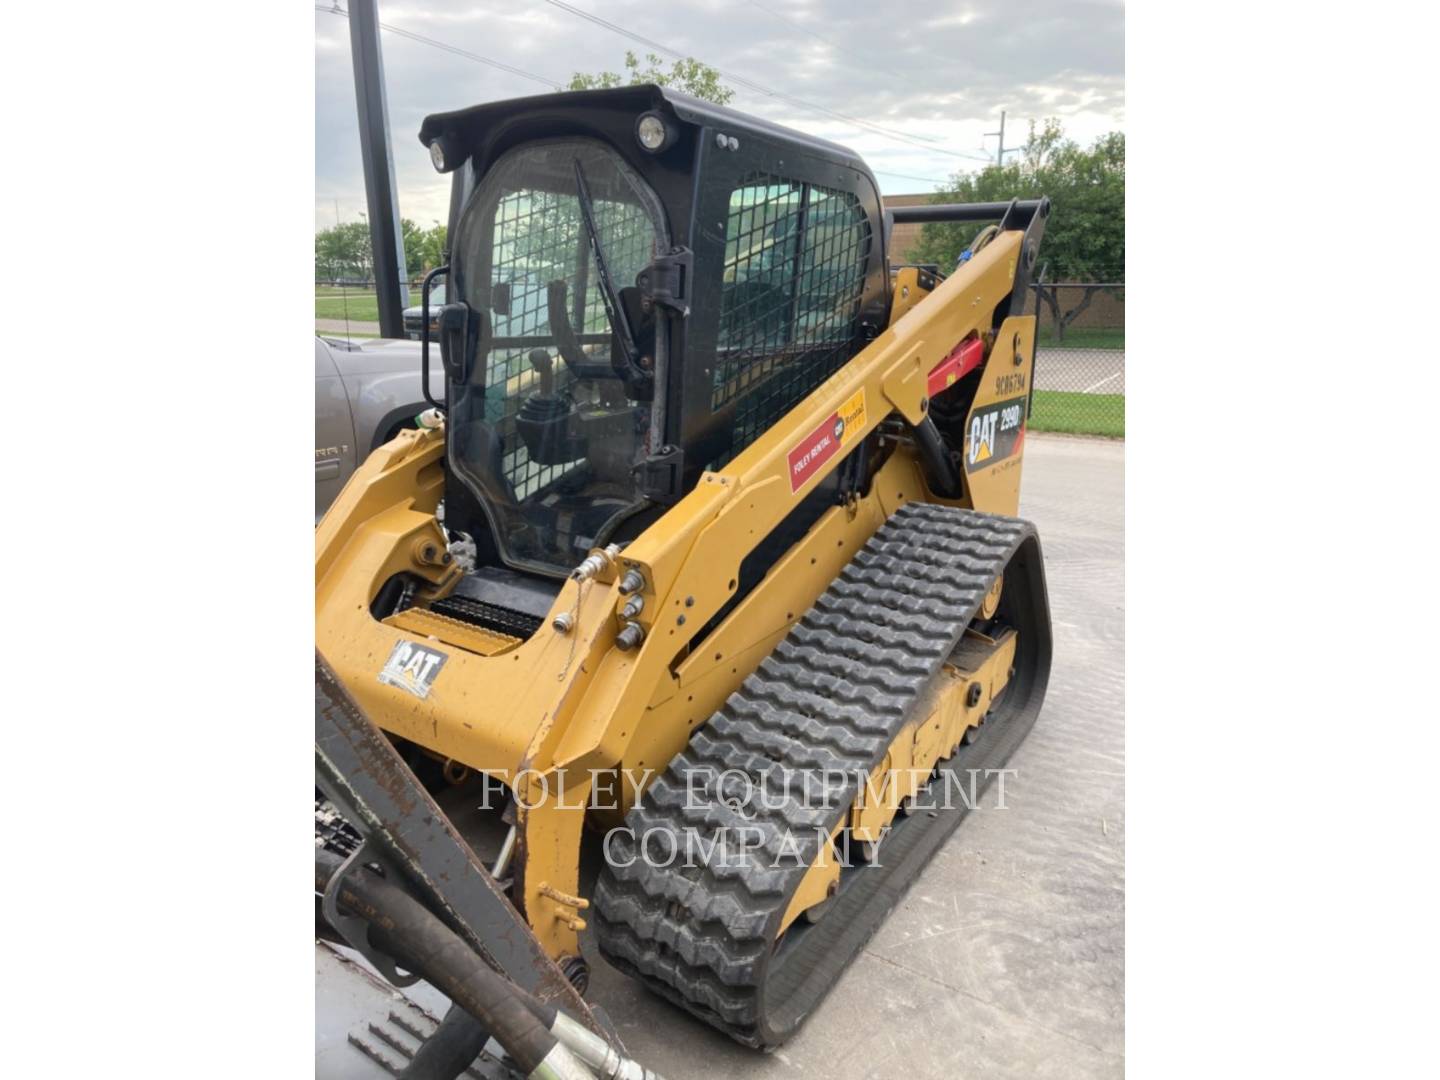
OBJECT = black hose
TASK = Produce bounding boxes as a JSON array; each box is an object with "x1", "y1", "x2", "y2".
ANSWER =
[
  {"x1": 913, "y1": 416, "x2": 964, "y2": 498},
  {"x1": 315, "y1": 850, "x2": 557, "y2": 1075},
  {"x1": 400, "y1": 1005, "x2": 492, "y2": 1080}
]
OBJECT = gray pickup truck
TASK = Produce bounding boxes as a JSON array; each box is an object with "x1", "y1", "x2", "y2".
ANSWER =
[{"x1": 314, "y1": 335, "x2": 436, "y2": 517}]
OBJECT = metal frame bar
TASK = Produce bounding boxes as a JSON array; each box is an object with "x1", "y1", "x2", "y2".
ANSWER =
[
  {"x1": 888, "y1": 199, "x2": 1045, "y2": 224},
  {"x1": 348, "y1": 0, "x2": 409, "y2": 337},
  {"x1": 314, "y1": 651, "x2": 608, "y2": 1037}
]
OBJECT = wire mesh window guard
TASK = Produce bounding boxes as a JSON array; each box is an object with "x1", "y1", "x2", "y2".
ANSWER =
[
  {"x1": 712, "y1": 176, "x2": 871, "y2": 463},
  {"x1": 449, "y1": 140, "x2": 666, "y2": 572},
  {"x1": 483, "y1": 183, "x2": 657, "y2": 499}
]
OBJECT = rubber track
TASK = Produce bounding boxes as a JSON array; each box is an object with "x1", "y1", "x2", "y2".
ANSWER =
[{"x1": 592, "y1": 503, "x2": 1038, "y2": 1046}]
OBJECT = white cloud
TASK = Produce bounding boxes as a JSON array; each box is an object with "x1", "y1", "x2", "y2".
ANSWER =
[
  {"x1": 924, "y1": 9, "x2": 981, "y2": 29},
  {"x1": 315, "y1": 0, "x2": 1124, "y2": 229}
]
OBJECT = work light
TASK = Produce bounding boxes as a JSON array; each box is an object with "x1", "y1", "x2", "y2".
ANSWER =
[{"x1": 635, "y1": 112, "x2": 673, "y2": 153}]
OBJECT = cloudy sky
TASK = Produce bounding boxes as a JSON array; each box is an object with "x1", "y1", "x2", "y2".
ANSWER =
[{"x1": 315, "y1": 0, "x2": 1124, "y2": 231}]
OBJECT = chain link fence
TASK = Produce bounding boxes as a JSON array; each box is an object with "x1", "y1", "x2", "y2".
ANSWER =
[{"x1": 1019, "y1": 281, "x2": 1125, "y2": 437}]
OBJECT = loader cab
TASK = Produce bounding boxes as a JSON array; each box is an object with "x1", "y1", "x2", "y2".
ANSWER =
[{"x1": 420, "y1": 86, "x2": 889, "y2": 578}]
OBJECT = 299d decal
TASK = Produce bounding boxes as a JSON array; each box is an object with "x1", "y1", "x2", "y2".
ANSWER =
[{"x1": 965, "y1": 395, "x2": 1028, "y2": 472}]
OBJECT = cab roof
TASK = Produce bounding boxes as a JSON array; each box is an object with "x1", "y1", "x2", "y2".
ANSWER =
[{"x1": 418, "y1": 84, "x2": 867, "y2": 176}]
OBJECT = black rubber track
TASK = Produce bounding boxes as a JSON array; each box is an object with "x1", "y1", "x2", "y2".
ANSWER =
[{"x1": 592, "y1": 503, "x2": 1052, "y2": 1047}]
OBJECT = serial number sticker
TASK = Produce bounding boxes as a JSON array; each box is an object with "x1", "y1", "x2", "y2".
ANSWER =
[
  {"x1": 787, "y1": 389, "x2": 867, "y2": 494},
  {"x1": 378, "y1": 640, "x2": 448, "y2": 700}
]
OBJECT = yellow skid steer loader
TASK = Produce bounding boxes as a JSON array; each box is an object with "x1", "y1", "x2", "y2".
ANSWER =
[{"x1": 316, "y1": 85, "x2": 1051, "y2": 1076}]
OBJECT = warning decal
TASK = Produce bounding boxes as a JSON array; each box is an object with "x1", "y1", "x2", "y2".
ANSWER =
[{"x1": 787, "y1": 388, "x2": 867, "y2": 493}]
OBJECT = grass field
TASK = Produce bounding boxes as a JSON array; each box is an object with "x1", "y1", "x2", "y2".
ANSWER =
[
  {"x1": 316, "y1": 285, "x2": 383, "y2": 323},
  {"x1": 1034, "y1": 326, "x2": 1124, "y2": 350},
  {"x1": 1029, "y1": 390, "x2": 1125, "y2": 437}
]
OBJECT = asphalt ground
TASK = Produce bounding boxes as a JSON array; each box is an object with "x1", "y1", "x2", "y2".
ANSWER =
[{"x1": 317, "y1": 432, "x2": 1125, "y2": 1079}]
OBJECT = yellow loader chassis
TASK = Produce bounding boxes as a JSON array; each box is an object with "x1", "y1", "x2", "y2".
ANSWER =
[{"x1": 317, "y1": 232, "x2": 1041, "y2": 965}]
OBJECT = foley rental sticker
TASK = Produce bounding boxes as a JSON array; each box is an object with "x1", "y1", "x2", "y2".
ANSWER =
[
  {"x1": 787, "y1": 388, "x2": 867, "y2": 493},
  {"x1": 378, "y1": 640, "x2": 448, "y2": 700}
]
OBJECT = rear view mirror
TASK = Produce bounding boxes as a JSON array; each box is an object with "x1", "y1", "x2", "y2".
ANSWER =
[{"x1": 438, "y1": 302, "x2": 487, "y2": 385}]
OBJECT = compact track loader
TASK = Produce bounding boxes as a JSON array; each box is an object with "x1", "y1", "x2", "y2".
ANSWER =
[{"x1": 317, "y1": 85, "x2": 1051, "y2": 1076}]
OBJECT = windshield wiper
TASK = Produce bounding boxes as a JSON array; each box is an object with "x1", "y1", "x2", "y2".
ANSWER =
[{"x1": 572, "y1": 158, "x2": 644, "y2": 378}]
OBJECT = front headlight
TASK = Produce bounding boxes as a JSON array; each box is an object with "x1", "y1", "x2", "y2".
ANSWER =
[{"x1": 635, "y1": 112, "x2": 675, "y2": 154}]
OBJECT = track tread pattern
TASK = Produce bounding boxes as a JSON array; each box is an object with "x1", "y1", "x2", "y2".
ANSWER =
[{"x1": 593, "y1": 503, "x2": 1035, "y2": 1046}]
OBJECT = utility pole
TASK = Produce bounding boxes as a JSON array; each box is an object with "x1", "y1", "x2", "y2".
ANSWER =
[
  {"x1": 985, "y1": 110, "x2": 1021, "y2": 168},
  {"x1": 347, "y1": 0, "x2": 409, "y2": 337}
]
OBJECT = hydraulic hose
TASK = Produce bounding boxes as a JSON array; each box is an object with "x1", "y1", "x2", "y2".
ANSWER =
[
  {"x1": 401, "y1": 1005, "x2": 493, "y2": 1080},
  {"x1": 316, "y1": 850, "x2": 665, "y2": 1079},
  {"x1": 315, "y1": 849, "x2": 571, "y2": 1077},
  {"x1": 913, "y1": 416, "x2": 964, "y2": 498}
]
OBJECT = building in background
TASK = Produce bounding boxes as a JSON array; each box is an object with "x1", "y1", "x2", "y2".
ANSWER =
[{"x1": 882, "y1": 193, "x2": 932, "y2": 264}]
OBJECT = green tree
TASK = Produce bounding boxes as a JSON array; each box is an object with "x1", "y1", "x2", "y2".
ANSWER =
[
  {"x1": 413, "y1": 221, "x2": 448, "y2": 275},
  {"x1": 316, "y1": 218, "x2": 449, "y2": 282},
  {"x1": 314, "y1": 219, "x2": 372, "y2": 282},
  {"x1": 568, "y1": 50, "x2": 734, "y2": 105},
  {"x1": 912, "y1": 122, "x2": 1124, "y2": 341},
  {"x1": 401, "y1": 218, "x2": 424, "y2": 278}
]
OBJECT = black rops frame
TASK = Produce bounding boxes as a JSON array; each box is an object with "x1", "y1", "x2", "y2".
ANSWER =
[
  {"x1": 887, "y1": 197, "x2": 1051, "y2": 320},
  {"x1": 419, "y1": 86, "x2": 890, "y2": 499},
  {"x1": 675, "y1": 112, "x2": 889, "y2": 481}
]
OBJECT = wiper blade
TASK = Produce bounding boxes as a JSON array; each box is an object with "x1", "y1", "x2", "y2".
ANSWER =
[{"x1": 572, "y1": 158, "x2": 643, "y2": 373}]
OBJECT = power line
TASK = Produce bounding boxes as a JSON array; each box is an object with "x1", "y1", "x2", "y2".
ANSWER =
[
  {"x1": 741, "y1": 0, "x2": 869, "y2": 67},
  {"x1": 984, "y1": 110, "x2": 1023, "y2": 167},
  {"x1": 315, "y1": 5, "x2": 563, "y2": 90},
  {"x1": 536, "y1": 0, "x2": 992, "y2": 163},
  {"x1": 319, "y1": 1, "x2": 991, "y2": 168},
  {"x1": 872, "y1": 169, "x2": 952, "y2": 186},
  {"x1": 740, "y1": 0, "x2": 949, "y2": 147},
  {"x1": 778, "y1": 7, "x2": 991, "y2": 78}
]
